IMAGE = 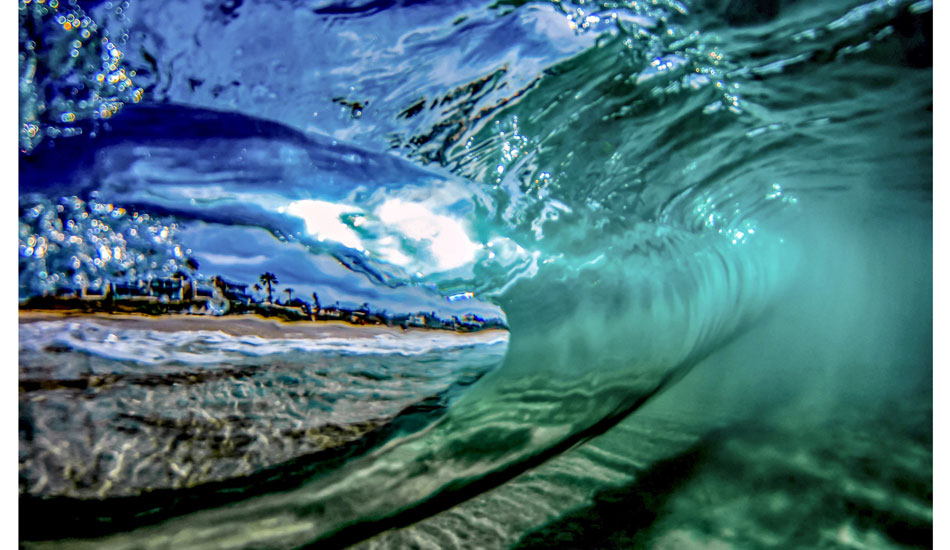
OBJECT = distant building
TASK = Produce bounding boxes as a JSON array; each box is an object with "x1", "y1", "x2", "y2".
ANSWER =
[
  {"x1": 192, "y1": 282, "x2": 215, "y2": 301},
  {"x1": 23, "y1": 270, "x2": 507, "y2": 333},
  {"x1": 317, "y1": 307, "x2": 343, "y2": 319},
  {"x1": 388, "y1": 313, "x2": 410, "y2": 329},
  {"x1": 113, "y1": 280, "x2": 153, "y2": 300},
  {"x1": 212, "y1": 276, "x2": 252, "y2": 305},
  {"x1": 460, "y1": 313, "x2": 485, "y2": 328},
  {"x1": 80, "y1": 281, "x2": 111, "y2": 300},
  {"x1": 150, "y1": 277, "x2": 183, "y2": 302},
  {"x1": 366, "y1": 312, "x2": 387, "y2": 326}
]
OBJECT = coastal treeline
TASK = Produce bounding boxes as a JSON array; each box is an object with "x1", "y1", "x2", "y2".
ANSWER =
[{"x1": 19, "y1": 271, "x2": 506, "y2": 333}]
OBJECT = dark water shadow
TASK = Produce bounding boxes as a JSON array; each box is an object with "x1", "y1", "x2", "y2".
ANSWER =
[
  {"x1": 18, "y1": 393, "x2": 451, "y2": 542},
  {"x1": 512, "y1": 414, "x2": 933, "y2": 550},
  {"x1": 512, "y1": 430, "x2": 720, "y2": 550}
]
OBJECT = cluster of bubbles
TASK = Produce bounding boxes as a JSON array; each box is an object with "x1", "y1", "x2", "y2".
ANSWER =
[
  {"x1": 19, "y1": 0, "x2": 144, "y2": 153},
  {"x1": 557, "y1": 0, "x2": 744, "y2": 113},
  {"x1": 475, "y1": 0, "x2": 749, "y2": 213},
  {"x1": 18, "y1": 195, "x2": 196, "y2": 298}
]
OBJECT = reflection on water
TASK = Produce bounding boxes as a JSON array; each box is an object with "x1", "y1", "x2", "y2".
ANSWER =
[
  {"x1": 19, "y1": 0, "x2": 931, "y2": 547},
  {"x1": 20, "y1": 315, "x2": 507, "y2": 538}
]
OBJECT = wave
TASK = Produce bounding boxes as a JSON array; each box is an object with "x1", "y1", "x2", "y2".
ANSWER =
[
  {"x1": 18, "y1": 0, "x2": 931, "y2": 547},
  {"x1": 20, "y1": 317, "x2": 509, "y2": 366}
]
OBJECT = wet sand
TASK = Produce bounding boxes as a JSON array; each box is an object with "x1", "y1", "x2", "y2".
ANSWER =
[{"x1": 18, "y1": 310, "x2": 507, "y2": 341}]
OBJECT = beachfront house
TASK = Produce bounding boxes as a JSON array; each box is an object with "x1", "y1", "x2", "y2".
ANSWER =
[
  {"x1": 459, "y1": 313, "x2": 486, "y2": 330},
  {"x1": 387, "y1": 313, "x2": 410, "y2": 329},
  {"x1": 317, "y1": 307, "x2": 342, "y2": 320},
  {"x1": 79, "y1": 281, "x2": 111, "y2": 300},
  {"x1": 192, "y1": 282, "x2": 215, "y2": 301},
  {"x1": 407, "y1": 313, "x2": 428, "y2": 328},
  {"x1": 150, "y1": 277, "x2": 183, "y2": 302},
  {"x1": 112, "y1": 280, "x2": 153, "y2": 300},
  {"x1": 212, "y1": 276, "x2": 253, "y2": 305}
]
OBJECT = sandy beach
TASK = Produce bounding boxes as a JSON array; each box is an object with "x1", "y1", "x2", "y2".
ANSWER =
[{"x1": 18, "y1": 310, "x2": 508, "y2": 341}]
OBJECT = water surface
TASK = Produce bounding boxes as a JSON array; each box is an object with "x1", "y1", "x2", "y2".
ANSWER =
[{"x1": 18, "y1": 0, "x2": 931, "y2": 547}]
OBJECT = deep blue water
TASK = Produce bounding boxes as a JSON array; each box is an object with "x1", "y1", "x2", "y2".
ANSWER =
[{"x1": 19, "y1": 0, "x2": 931, "y2": 548}]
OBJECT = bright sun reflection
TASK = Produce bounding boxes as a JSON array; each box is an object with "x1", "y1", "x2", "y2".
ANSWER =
[
  {"x1": 376, "y1": 199, "x2": 479, "y2": 271},
  {"x1": 282, "y1": 198, "x2": 480, "y2": 273},
  {"x1": 281, "y1": 200, "x2": 364, "y2": 251}
]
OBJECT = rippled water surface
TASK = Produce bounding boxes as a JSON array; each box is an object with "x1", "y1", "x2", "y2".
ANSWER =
[{"x1": 19, "y1": 0, "x2": 931, "y2": 548}]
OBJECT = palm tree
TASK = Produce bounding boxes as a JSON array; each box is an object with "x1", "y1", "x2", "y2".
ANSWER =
[
  {"x1": 259, "y1": 272, "x2": 278, "y2": 303},
  {"x1": 252, "y1": 283, "x2": 262, "y2": 302},
  {"x1": 284, "y1": 287, "x2": 294, "y2": 304},
  {"x1": 312, "y1": 292, "x2": 321, "y2": 310}
]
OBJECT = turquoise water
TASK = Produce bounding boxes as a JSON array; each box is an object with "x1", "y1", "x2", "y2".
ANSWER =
[{"x1": 19, "y1": 0, "x2": 931, "y2": 548}]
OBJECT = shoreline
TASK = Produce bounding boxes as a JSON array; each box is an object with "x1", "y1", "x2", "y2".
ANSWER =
[{"x1": 18, "y1": 310, "x2": 509, "y2": 341}]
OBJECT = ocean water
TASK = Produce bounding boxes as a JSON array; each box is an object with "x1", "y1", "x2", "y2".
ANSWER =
[{"x1": 18, "y1": 0, "x2": 931, "y2": 548}]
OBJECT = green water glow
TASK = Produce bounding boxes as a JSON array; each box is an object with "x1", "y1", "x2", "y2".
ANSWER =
[{"x1": 18, "y1": 0, "x2": 930, "y2": 547}]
